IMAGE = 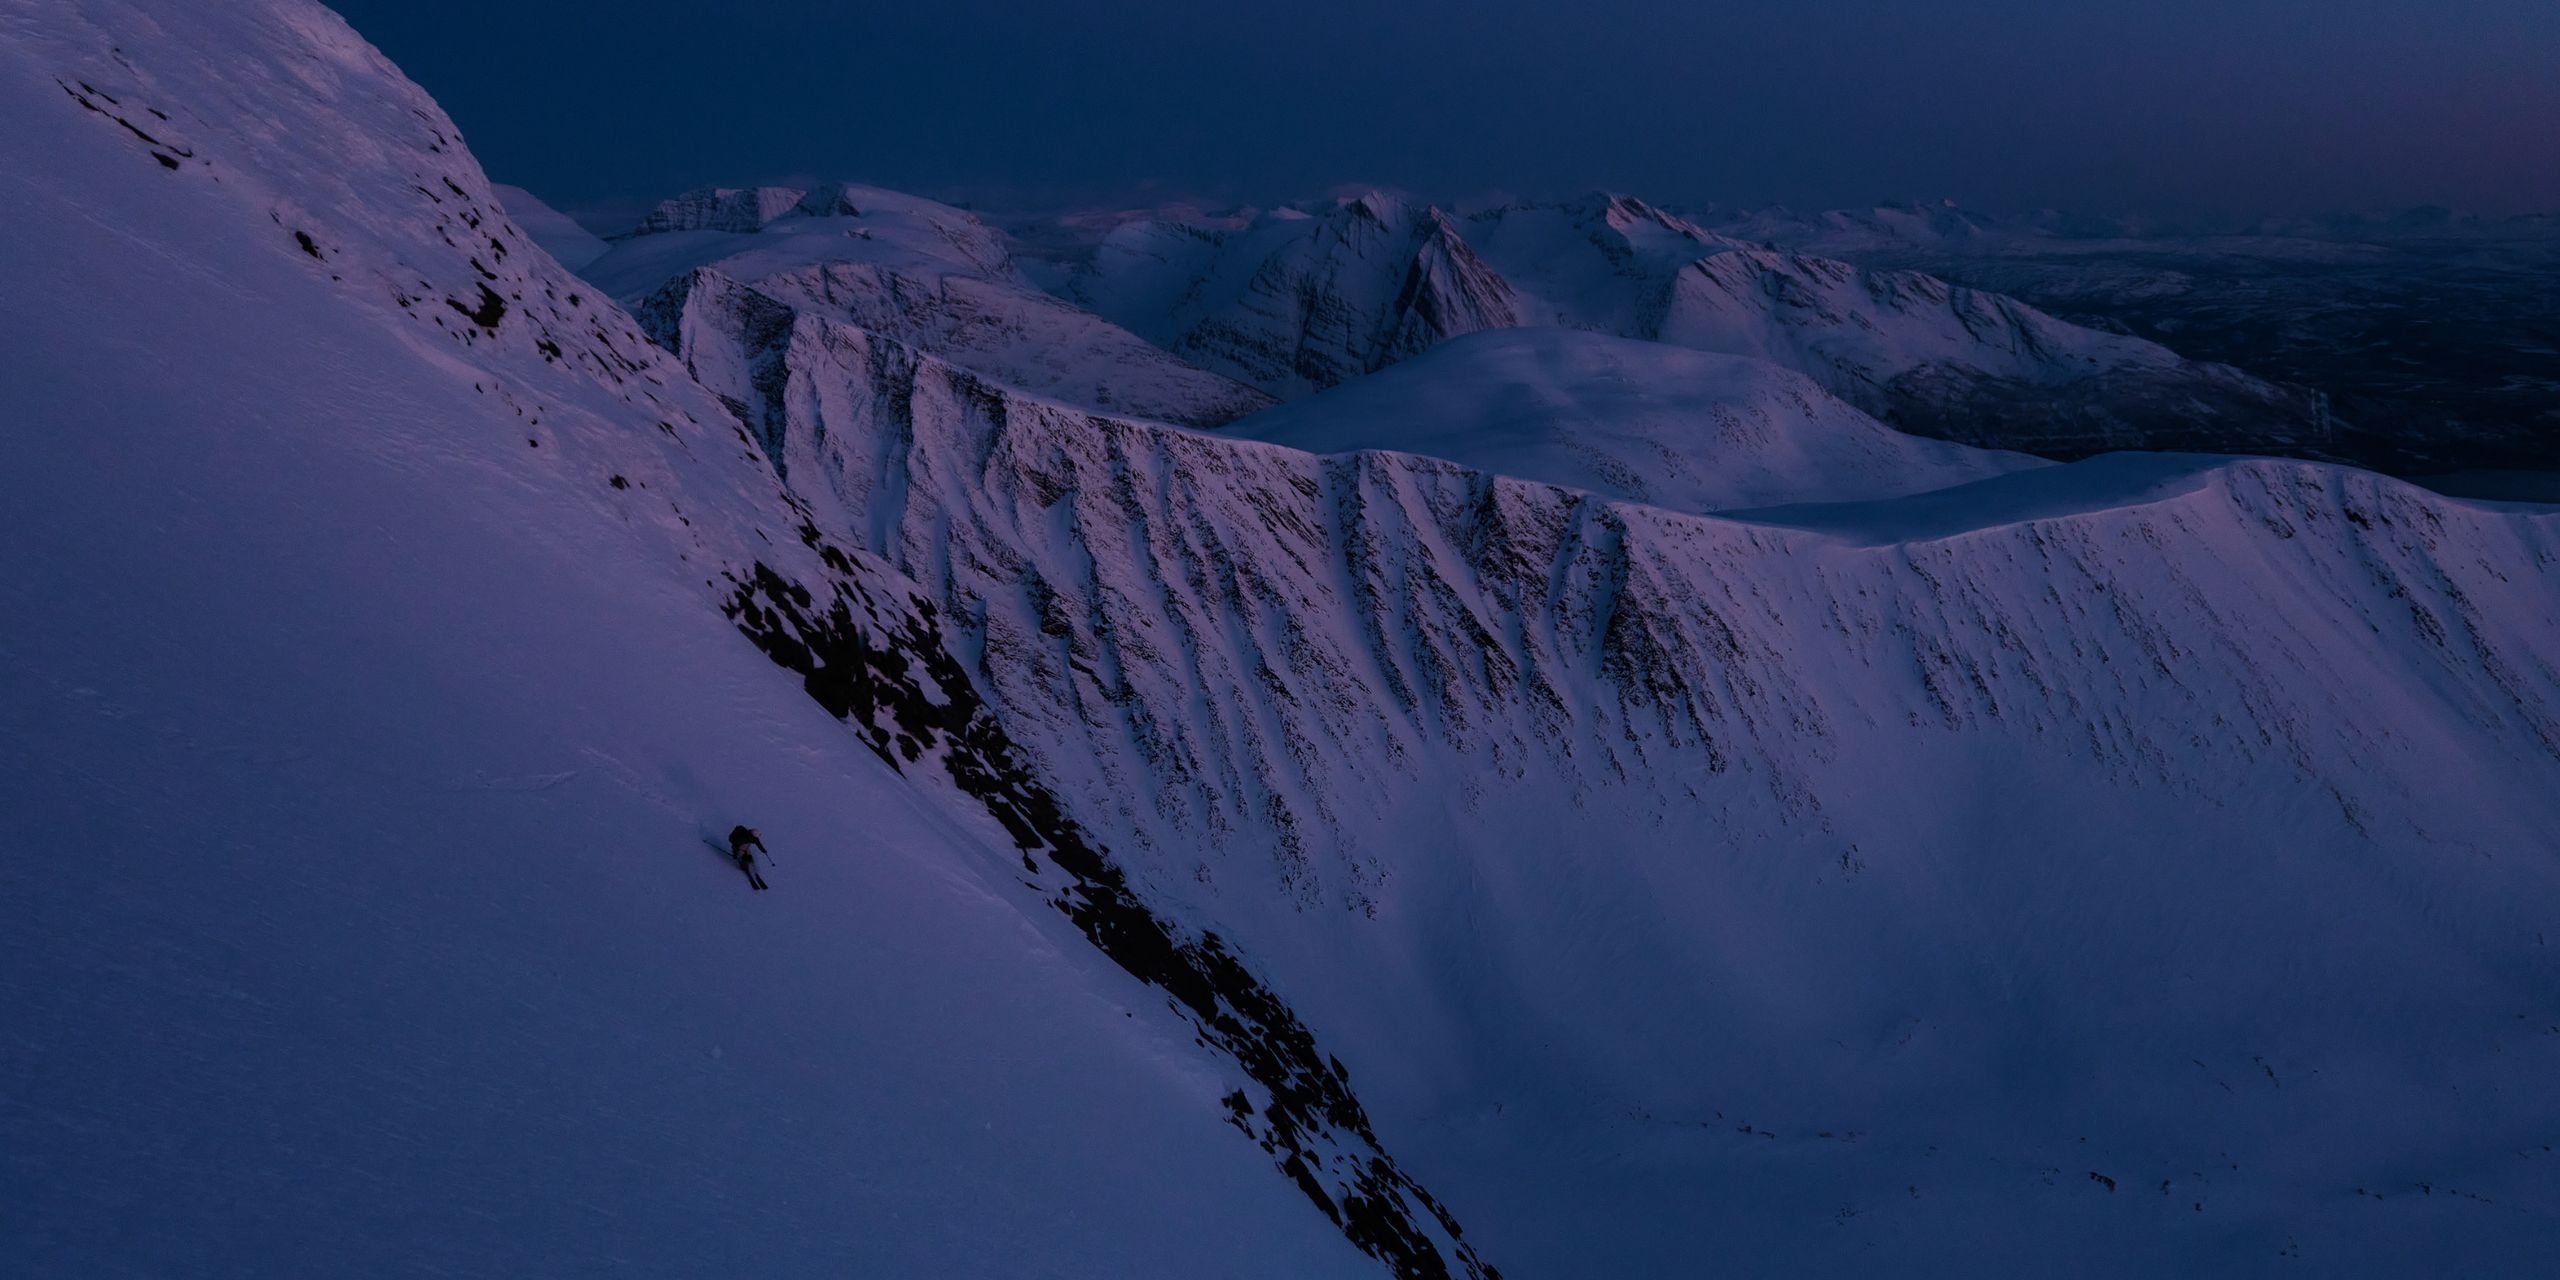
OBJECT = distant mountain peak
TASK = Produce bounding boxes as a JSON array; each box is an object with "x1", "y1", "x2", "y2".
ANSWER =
[{"x1": 628, "y1": 185, "x2": 809, "y2": 236}]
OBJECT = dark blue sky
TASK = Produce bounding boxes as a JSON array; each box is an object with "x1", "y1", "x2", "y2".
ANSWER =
[{"x1": 330, "y1": 0, "x2": 2559, "y2": 227}]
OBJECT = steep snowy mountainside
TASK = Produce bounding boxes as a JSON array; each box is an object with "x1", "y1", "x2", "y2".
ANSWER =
[
  {"x1": 1066, "y1": 190, "x2": 2331, "y2": 457},
  {"x1": 492, "y1": 181, "x2": 607, "y2": 269},
  {"x1": 579, "y1": 181, "x2": 1273, "y2": 427},
  {"x1": 1068, "y1": 191, "x2": 1522, "y2": 399},
  {"x1": 1224, "y1": 327, "x2": 2047, "y2": 513},
  {"x1": 1, "y1": 4, "x2": 1497, "y2": 1277},
  {"x1": 677, "y1": 258, "x2": 2560, "y2": 1273}
]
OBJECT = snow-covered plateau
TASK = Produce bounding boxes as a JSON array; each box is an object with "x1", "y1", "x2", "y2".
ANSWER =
[{"x1": 7, "y1": 2, "x2": 2558, "y2": 1277}]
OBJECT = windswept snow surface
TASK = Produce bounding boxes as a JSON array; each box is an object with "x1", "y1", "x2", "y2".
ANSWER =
[
  {"x1": 0, "y1": 3, "x2": 1390, "y2": 1275},
  {"x1": 1224, "y1": 327, "x2": 2048, "y2": 513},
  {"x1": 678, "y1": 237, "x2": 2560, "y2": 1274}
]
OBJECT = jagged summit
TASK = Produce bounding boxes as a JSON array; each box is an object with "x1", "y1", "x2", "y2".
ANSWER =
[{"x1": 1327, "y1": 187, "x2": 1407, "y2": 220}]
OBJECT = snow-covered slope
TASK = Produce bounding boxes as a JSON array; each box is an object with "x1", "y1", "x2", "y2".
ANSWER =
[
  {"x1": 1068, "y1": 191, "x2": 2333, "y2": 456},
  {"x1": 491, "y1": 181, "x2": 607, "y2": 270},
  {"x1": 676, "y1": 244, "x2": 2560, "y2": 1274},
  {"x1": 580, "y1": 182, "x2": 1274, "y2": 427},
  {"x1": 1224, "y1": 327, "x2": 2047, "y2": 513},
  {"x1": 0, "y1": 5, "x2": 1495, "y2": 1277}
]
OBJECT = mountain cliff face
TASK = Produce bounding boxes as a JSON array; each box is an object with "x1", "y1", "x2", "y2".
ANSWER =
[
  {"x1": 581, "y1": 182, "x2": 1274, "y2": 428},
  {"x1": 672, "y1": 261, "x2": 2560, "y2": 1274},
  {"x1": 1067, "y1": 192, "x2": 2334, "y2": 457}
]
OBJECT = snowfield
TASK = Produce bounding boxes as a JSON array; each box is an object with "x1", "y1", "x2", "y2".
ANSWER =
[
  {"x1": 1223, "y1": 326, "x2": 2048, "y2": 513},
  {"x1": 7, "y1": 2, "x2": 2560, "y2": 1278}
]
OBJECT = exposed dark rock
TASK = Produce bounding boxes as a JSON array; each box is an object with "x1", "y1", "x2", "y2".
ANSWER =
[{"x1": 719, "y1": 551, "x2": 1499, "y2": 1280}]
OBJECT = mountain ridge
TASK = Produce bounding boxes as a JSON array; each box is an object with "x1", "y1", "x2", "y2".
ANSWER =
[
  {"x1": 582, "y1": 181, "x2": 1275, "y2": 428},
  {"x1": 665, "y1": 246, "x2": 2560, "y2": 1271},
  {"x1": 1059, "y1": 190, "x2": 2336, "y2": 458}
]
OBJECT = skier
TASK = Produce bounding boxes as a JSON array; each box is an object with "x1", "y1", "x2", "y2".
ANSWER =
[{"x1": 726, "y1": 824, "x2": 770, "y2": 891}]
